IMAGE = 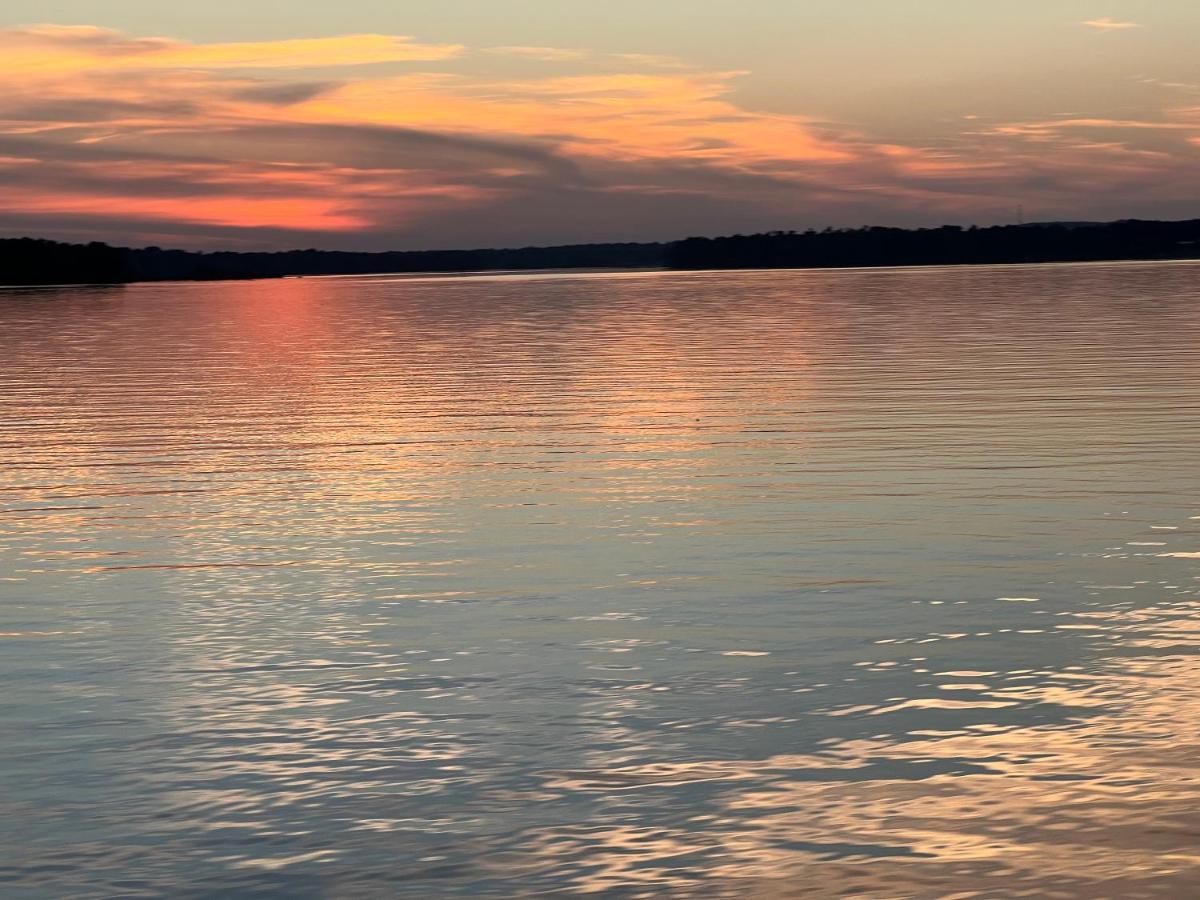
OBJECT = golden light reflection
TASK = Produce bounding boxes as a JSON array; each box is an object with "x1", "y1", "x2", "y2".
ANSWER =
[
  {"x1": 510, "y1": 601, "x2": 1200, "y2": 896},
  {"x1": 5, "y1": 268, "x2": 1200, "y2": 895}
]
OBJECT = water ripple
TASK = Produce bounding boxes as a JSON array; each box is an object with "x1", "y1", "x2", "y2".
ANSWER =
[{"x1": 2, "y1": 263, "x2": 1200, "y2": 896}]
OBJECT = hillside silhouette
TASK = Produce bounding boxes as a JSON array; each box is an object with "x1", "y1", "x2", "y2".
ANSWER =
[{"x1": 4, "y1": 218, "x2": 1200, "y2": 285}]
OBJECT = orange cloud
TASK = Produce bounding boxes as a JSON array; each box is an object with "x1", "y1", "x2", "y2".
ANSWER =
[
  {"x1": 8, "y1": 188, "x2": 367, "y2": 230},
  {"x1": 311, "y1": 70, "x2": 850, "y2": 164},
  {"x1": 2, "y1": 23, "x2": 1200, "y2": 248},
  {"x1": 1081, "y1": 17, "x2": 1142, "y2": 31},
  {"x1": 5, "y1": 25, "x2": 462, "y2": 73},
  {"x1": 0, "y1": 24, "x2": 869, "y2": 243}
]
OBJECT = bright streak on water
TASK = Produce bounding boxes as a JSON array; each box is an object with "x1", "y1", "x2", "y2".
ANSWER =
[{"x1": 2, "y1": 262, "x2": 1200, "y2": 896}]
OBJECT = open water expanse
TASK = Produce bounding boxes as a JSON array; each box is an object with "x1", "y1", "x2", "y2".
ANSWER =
[{"x1": 3, "y1": 262, "x2": 1200, "y2": 897}]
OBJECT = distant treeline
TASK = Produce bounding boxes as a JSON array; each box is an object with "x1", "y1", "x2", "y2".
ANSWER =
[
  {"x1": 668, "y1": 219, "x2": 1200, "y2": 270},
  {"x1": 0, "y1": 238, "x2": 667, "y2": 286},
  {"x1": 4, "y1": 218, "x2": 1200, "y2": 285}
]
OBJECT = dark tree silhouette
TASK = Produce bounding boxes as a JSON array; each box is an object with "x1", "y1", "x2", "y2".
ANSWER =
[
  {"x1": 668, "y1": 220, "x2": 1200, "y2": 270},
  {"x1": 4, "y1": 218, "x2": 1200, "y2": 286},
  {"x1": 0, "y1": 239, "x2": 667, "y2": 285},
  {"x1": 0, "y1": 238, "x2": 131, "y2": 285}
]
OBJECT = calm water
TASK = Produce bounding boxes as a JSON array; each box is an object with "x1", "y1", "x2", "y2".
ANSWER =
[{"x1": 3, "y1": 263, "x2": 1200, "y2": 898}]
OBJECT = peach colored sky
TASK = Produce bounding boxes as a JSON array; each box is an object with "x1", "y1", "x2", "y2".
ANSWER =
[{"x1": 2, "y1": 2, "x2": 1199, "y2": 249}]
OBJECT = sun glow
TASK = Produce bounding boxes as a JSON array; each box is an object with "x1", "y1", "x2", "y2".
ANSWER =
[{"x1": 2, "y1": 16, "x2": 1199, "y2": 247}]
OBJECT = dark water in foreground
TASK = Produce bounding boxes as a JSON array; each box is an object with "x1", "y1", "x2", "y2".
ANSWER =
[{"x1": 3, "y1": 263, "x2": 1200, "y2": 898}]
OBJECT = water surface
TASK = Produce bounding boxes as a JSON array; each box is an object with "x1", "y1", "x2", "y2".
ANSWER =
[{"x1": 3, "y1": 263, "x2": 1200, "y2": 897}]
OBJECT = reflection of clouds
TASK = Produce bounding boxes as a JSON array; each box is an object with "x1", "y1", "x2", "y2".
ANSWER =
[
  {"x1": 4, "y1": 267, "x2": 1200, "y2": 895},
  {"x1": 510, "y1": 604, "x2": 1200, "y2": 896}
]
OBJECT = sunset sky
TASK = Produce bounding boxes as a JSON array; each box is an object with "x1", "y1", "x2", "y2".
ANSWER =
[{"x1": 2, "y1": 1, "x2": 1199, "y2": 250}]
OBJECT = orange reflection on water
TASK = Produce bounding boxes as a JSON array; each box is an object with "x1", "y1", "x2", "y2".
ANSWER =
[
  {"x1": 5, "y1": 266, "x2": 1200, "y2": 897},
  {"x1": 514, "y1": 601, "x2": 1200, "y2": 897}
]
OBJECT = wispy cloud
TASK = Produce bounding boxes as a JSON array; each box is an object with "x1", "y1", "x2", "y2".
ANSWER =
[
  {"x1": 485, "y1": 45, "x2": 590, "y2": 62},
  {"x1": 1081, "y1": 17, "x2": 1143, "y2": 31},
  {"x1": 7, "y1": 24, "x2": 463, "y2": 70},
  {"x1": 613, "y1": 53, "x2": 688, "y2": 69}
]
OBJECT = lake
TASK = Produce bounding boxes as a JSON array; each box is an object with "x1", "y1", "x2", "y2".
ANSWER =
[{"x1": 3, "y1": 262, "x2": 1200, "y2": 897}]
